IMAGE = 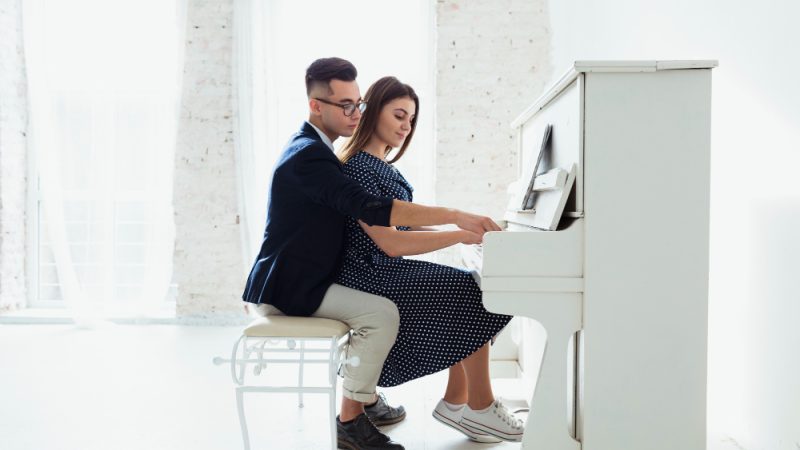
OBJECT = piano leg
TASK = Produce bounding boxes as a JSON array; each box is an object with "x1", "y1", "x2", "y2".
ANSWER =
[{"x1": 484, "y1": 292, "x2": 583, "y2": 450}]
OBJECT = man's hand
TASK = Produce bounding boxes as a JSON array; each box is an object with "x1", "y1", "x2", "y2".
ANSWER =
[{"x1": 454, "y1": 210, "x2": 502, "y2": 236}]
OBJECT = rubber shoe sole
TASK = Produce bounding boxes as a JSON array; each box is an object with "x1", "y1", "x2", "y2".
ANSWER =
[
  {"x1": 459, "y1": 417, "x2": 523, "y2": 443},
  {"x1": 368, "y1": 410, "x2": 406, "y2": 427},
  {"x1": 432, "y1": 408, "x2": 502, "y2": 443}
]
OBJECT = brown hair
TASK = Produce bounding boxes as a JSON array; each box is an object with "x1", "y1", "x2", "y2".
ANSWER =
[
  {"x1": 338, "y1": 76, "x2": 419, "y2": 165},
  {"x1": 305, "y1": 57, "x2": 358, "y2": 96}
]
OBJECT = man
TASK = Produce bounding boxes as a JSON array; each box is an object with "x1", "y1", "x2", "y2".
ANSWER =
[{"x1": 242, "y1": 57, "x2": 500, "y2": 450}]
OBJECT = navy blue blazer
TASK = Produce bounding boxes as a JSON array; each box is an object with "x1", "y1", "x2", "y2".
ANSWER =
[{"x1": 242, "y1": 122, "x2": 394, "y2": 316}]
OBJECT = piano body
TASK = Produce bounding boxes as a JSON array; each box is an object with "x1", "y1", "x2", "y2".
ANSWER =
[{"x1": 462, "y1": 60, "x2": 716, "y2": 450}]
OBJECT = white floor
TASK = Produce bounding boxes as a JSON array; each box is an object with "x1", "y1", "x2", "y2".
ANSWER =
[{"x1": 0, "y1": 323, "x2": 524, "y2": 450}]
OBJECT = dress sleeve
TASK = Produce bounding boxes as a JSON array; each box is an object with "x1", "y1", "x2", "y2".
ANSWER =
[{"x1": 292, "y1": 144, "x2": 393, "y2": 226}]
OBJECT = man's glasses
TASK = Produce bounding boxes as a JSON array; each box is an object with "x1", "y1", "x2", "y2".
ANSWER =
[{"x1": 314, "y1": 98, "x2": 367, "y2": 117}]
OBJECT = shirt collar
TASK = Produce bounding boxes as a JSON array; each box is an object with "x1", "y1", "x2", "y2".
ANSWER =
[{"x1": 306, "y1": 121, "x2": 335, "y2": 152}]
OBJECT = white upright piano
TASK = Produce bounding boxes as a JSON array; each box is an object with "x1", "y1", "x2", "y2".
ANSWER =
[{"x1": 463, "y1": 60, "x2": 716, "y2": 450}]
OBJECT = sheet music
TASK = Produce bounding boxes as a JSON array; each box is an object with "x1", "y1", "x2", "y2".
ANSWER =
[{"x1": 521, "y1": 124, "x2": 553, "y2": 210}]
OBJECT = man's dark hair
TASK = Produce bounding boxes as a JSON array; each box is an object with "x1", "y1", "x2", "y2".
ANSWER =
[{"x1": 305, "y1": 57, "x2": 357, "y2": 97}]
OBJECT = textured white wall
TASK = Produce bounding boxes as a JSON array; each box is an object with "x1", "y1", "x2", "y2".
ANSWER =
[
  {"x1": 546, "y1": 1, "x2": 800, "y2": 449},
  {"x1": 434, "y1": 0, "x2": 552, "y2": 266},
  {"x1": 174, "y1": 0, "x2": 243, "y2": 318},
  {"x1": 0, "y1": 0, "x2": 28, "y2": 312},
  {"x1": 436, "y1": 0, "x2": 552, "y2": 218}
]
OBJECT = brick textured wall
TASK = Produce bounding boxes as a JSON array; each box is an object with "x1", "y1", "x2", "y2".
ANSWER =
[
  {"x1": 0, "y1": 0, "x2": 28, "y2": 312},
  {"x1": 173, "y1": 0, "x2": 243, "y2": 317},
  {"x1": 435, "y1": 0, "x2": 552, "y2": 264}
]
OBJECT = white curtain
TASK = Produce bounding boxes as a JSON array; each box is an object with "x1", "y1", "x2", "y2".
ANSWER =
[
  {"x1": 232, "y1": 0, "x2": 275, "y2": 269},
  {"x1": 23, "y1": 0, "x2": 187, "y2": 325}
]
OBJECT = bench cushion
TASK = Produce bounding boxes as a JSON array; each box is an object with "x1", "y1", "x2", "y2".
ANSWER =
[{"x1": 243, "y1": 316, "x2": 351, "y2": 338}]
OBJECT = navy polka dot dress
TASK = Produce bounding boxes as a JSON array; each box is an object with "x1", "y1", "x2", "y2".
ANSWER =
[{"x1": 335, "y1": 151, "x2": 513, "y2": 387}]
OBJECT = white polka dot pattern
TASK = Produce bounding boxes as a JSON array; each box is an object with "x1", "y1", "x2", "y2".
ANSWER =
[{"x1": 336, "y1": 151, "x2": 512, "y2": 387}]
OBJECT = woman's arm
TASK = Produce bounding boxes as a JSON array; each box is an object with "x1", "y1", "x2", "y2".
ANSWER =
[
  {"x1": 360, "y1": 221, "x2": 482, "y2": 257},
  {"x1": 409, "y1": 226, "x2": 438, "y2": 232}
]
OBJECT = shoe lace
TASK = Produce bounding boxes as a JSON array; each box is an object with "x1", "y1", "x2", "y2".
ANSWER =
[
  {"x1": 373, "y1": 392, "x2": 400, "y2": 413},
  {"x1": 492, "y1": 400, "x2": 524, "y2": 430}
]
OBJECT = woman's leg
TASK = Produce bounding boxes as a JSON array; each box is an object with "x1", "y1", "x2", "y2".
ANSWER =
[
  {"x1": 461, "y1": 341, "x2": 495, "y2": 410},
  {"x1": 443, "y1": 362, "x2": 468, "y2": 405},
  {"x1": 458, "y1": 341, "x2": 525, "y2": 442}
]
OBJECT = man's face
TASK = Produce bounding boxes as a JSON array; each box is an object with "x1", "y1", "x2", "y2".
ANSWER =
[{"x1": 309, "y1": 79, "x2": 362, "y2": 140}]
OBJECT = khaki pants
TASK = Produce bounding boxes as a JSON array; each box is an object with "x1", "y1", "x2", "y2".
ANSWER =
[{"x1": 254, "y1": 283, "x2": 399, "y2": 403}]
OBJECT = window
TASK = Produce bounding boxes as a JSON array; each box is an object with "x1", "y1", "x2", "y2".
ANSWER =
[{"x1": 25, "y1": 0, "x2": 181, "y2": 315}]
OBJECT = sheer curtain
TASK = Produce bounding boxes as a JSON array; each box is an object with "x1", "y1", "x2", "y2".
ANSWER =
[
  {"x1": 233, "y1": 0, "x2": 273, "y2": 268},
  {"x1": 233, "y1": 0, "x2": 436, "y2": 267},
  {"x1": 23, "y1": 0, "x2": 187, "y2": 325}
]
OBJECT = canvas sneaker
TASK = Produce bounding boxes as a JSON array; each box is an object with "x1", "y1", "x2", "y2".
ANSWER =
[
  {"x1": 431, "y1": 399, "x2": 502, "y2": 443},
  {"x1": 459, "y1": 400, "x2": 525, "y2": 442}
]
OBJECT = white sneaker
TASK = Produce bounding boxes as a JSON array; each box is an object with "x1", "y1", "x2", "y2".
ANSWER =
[
  {"x1": 431, "y1": 399, "x2": 502, "y2": 443},
  {"x1": 459, "y1": 400, "x2": 525, "y2": 442}
]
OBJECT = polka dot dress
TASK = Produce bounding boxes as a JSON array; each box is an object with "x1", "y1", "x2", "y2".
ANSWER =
[{"x1": 336, "y1": 151, "x2": 512, "y2": 387}]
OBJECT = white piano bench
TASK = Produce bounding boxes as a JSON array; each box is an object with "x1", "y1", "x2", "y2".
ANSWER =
[{"x1": 212, "y1": 316, "x2": 357, "y2": 450}]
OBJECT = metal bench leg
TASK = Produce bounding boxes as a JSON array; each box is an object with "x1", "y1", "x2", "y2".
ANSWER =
[
  {"x1": 298, "y1": 340, "x2": 305, "y2": 408},
  {"x1": 236, "y1": 387, "x2": 251, "y2": 450},
  {"x1": 329, "y1": 337, "x2": 339, "y2": 450}
]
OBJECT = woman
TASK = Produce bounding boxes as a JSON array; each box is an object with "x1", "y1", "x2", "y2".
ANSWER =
[{"x1": 335, "y1": 76, "x2": 524, "y2": 443}]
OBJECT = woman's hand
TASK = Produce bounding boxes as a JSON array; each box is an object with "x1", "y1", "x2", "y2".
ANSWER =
[
  {"x1": 454, "y1": 210, "x2": 502, "y2": 235},
  {"x1": 458, "y1": 230, "x2": 483, "y2": 245}
]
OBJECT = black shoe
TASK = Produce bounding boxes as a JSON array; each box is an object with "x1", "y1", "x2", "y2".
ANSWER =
[
  {"x1": 364, "y1": 393, "x2": 407, "y2": 426},
  {"x1": 337, "y1": 413, "x2": 405, "y2": 450}
]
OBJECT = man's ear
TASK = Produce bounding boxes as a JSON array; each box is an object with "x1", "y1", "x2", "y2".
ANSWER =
[{"x1": 309, "y1": 98, "x2": 322, "y2": 116}]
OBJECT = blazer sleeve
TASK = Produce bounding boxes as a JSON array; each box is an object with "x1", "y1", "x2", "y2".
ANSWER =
[{"x1": 292, "y1": 144, "x2": 393, "y2": 227}]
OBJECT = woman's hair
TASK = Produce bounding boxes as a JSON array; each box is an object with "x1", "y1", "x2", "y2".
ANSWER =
[{"x1": 338, "y1": 76, "x2": 419, "y2": 165}]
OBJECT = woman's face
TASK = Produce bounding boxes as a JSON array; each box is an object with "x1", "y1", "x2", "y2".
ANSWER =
[{"x1": 375, "y1": 96, "x2": 416, "y2": 149}]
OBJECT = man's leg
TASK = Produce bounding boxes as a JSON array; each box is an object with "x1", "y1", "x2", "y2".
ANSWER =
[
  {"x1": 250, "y1": 287, "x2": 405, "y2": 449},
  {"x1": 251, "y1": 285, "x2": 402, "y2": 420},
  {"x1": 311, "y1": 284, "x2": 399, "y2": 420}
]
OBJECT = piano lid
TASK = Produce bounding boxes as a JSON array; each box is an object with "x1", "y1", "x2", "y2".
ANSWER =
[{"x1": 511, "y1": 60, "x2": 718, "y2": 129}]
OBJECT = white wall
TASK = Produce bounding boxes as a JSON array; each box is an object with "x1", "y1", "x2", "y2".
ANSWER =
[
  {"x1": 436, "y1": 0, "x2": 553, "y2": 221},
  {"x1": 546, "y1": 1, "x2": 800, "y2": 449},
  {"x1": 0, "y1": 0, "x2": 28, "y2": 312},
  {"x1": 174, "y1": 0, "x2": 243, "y2": 318},
  {"x1": 434, "y1": 0, "x2": 552, "y2": 269}
]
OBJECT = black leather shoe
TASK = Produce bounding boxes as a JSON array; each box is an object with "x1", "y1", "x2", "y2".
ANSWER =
[
  {"x1": 364, "y1": 393, "x2": 407, "y2": 426},
  {"x1": 337, "y1": 413, "x2": 405, "y2": 450}
]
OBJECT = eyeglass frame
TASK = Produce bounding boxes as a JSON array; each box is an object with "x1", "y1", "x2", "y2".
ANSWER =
[{"x1": 313, "y1": 97, "x2": 367, "y2": 117}]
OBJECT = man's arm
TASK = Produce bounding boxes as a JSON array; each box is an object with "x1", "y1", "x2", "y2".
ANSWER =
[
  {"x1": 292, "y1": 143, "x2": 501, "y2": 235},
  {"x1": 389, "y1": 200, "x2": 502, "y2": 235},
  {"x1": 293, "y1": 145, "x2": 393, "y2": 226}
]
